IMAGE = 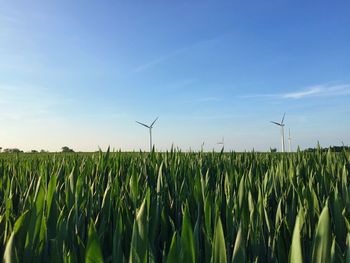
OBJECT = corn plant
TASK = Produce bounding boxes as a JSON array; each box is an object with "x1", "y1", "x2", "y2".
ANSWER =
[{"x1": 0, "y1": 148, "x2": 349, "y2": 262}]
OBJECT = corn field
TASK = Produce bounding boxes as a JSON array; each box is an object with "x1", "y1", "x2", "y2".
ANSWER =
[{"x1": 1, "y1": 149, "x2": 350, "y2": 262}]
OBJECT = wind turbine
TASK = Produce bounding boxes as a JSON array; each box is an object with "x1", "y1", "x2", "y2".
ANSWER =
[
  {"x1": 201, "y1": 141, "x2": 205, "y2": 152},
  {"x1": 288, "y1": 128, "x2": 292, "y2": 152},
  {"x1": 270, "y1": 113, "x2": 286, "y2": 153},
  {"x1": 217, "y1": 137, "x2": 225, "y2": 150},
  {"x1": 136, "y1": 117, "x2": 158, "y2": 152}
]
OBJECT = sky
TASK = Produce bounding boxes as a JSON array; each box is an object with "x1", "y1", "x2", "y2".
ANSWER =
[{"x1": 0, "y1": 1, "x2": 350, "y2": 152}]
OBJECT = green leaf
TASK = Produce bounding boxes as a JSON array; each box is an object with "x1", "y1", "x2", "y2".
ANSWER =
[
  {"x1": 212, "y1": 217, "x2": 227, "y2": 263},
  {"x1": 289, "y1": 215, "x2": 303, "y2": 263},
  {"x1": 346, "y1": 234, "x2": 350, "y2": 263},
  {"x1": 129, "y1": 169, "x2": 139, "y2": 206},
  {"x1": 13, "y1": 210, "x2": 29, "y2": 234},
  {"x1": 129, "y1": 198, "x2": 148, "y2": 263},
  {"x1": 330, "y1": 238, "x2": 335, "y2": 263},
  {"x1": 24, "y1": 181, "x2": 45, "y2": 261},
  {"x1": 3, "y1": 232, "x2": 16, "y2": 263},
  {"x1": 112, "y1": 218, "x2": 124, "y2": 263},
  {"x1": 85, "y1": 222, "x2": 103, "y2": 263},
  {"x1": 238, "y1": 175, "x2": 245, "y2": 213},
  {"x1": 311, "y1": 204, "x2": 331, "y2": 263},
  {"x1": 47, "y1": 173, "x2": 57, "y2": 218},
  {"x1": 332, "y1": 189, "x2": 346, "y2": 246},
  {"x1": 193, "y1": 204, "x2": 202, "y2": 263},
  {"x1": 181, "y1": 205, "x2": 195, "y2": 263},
  {"x1": 231, "y1": 225, "x2": 245, "y2": 263},
  {"x1": 166, "y1": 232, "x2": 180, "y2": 263},
  {"x1": 275, "y1": 199, "x2": 283, "y2": 229}
]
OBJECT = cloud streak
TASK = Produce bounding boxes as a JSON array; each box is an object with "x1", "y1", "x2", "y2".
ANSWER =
[
  {"x1": 241, "y1": 83, "x2": 350, "y2": 100},
  {"x1": 282, "y1": 84, "x2": 350, "y2": 99},
  {"x1": 134, "y1": 34, "x2": 224, "y2": 72},
  {"x1": 192, "y1": 97, "x2": 221, "y2": 102},
  {"x1": 134, "y1": 47, "x2": 186, "y2": 72},
  {"x1": 183, "y1": 96, "x2": 222, "y2": 104},
  {"x1": 283, "y1": 87, "x2": 322, "y2": 99}
]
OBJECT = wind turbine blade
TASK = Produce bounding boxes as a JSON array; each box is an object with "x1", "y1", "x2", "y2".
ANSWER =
[
  {"x1": 270, "y1": 121, "x2": 281, "y2": 126},
  {"x1": 150, "y1": 117, "x2": 159, "y2": 128},
  {"x1": 281, "y1": 112, "x2": 286, "y2": 124},
  {"x1": 136, "y1": 121, "x2": 150, "y2": 128}
]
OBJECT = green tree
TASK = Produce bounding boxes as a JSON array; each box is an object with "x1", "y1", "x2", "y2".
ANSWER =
[{"x1": 61, "y1": 146, "x2": 74, "y2": 153}]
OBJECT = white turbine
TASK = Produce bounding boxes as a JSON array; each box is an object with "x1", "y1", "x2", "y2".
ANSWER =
[
  {"x1": 201, "y1": 141, "x2": 205, "y2": 152},
  {"x1": 136, "y1": 117, "x2": 158, "y2": 152},
  {"x1": 217, "y1": 137, "x2": 225, "y2": 150},
  {"x1": 288, "y1": 128, "x2": 292, "y2": 152},
  {"x1": 271, "y1": 113, "x2": 286, "y2": 153}
]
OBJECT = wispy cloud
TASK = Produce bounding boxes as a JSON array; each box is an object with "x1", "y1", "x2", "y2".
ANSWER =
[
  {"x1": 183, "y1": 96, "x2": 222, "y2": 104},
  {"x1": 134, "y1": 34, "x2": 224, "y2": 72},
  {"x1": 164, "y1": 78, "x2": 197, "y2": 90},
  {"x1": 239, "y1": 94, "x2": 277, "y2": 99},
  {"x1": 189, "y1": 113, "x2": 245, "y2": 120},
  {"x1": 134, "y1": 47, "x2": 186, "y2": 72},
  {"x1": 193, "y1": 97, "x2": 221, "y2": 102},
  {"x1": 283, "y1": 86, "x2": 322, "y2": 99},
  {"x1": 241, "y1": 83, "x2": 350, "y2": 100},
  {"x1": 283, "y1": 84, "x2": 350, "y2": 99}
]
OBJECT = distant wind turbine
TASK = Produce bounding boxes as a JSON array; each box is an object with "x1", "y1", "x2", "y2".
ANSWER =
[
  {"x1": 217, "y1": 137, "x2": 225, "y2": 150},
  {"x1": 136, "y1": 117, "x2": 158, "y2": 152},
  {"x1": 201, "y1": 141, "x2": 205, "y2": 152},
  {"x1": 288, "y1": 128, "x2": 292, "y2": 152},
  {"x1": 270, "y1": 113, "x2": 286, "y2": 153}
]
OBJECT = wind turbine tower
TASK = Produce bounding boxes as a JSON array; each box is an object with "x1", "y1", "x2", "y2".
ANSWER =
[
  {"x1": 201, "y1": 141, "x2": 205, "y2": 152},
  {"x1": 270, "y1": 113, "x2": 286, "y2": 153},
  {"x1": 136, "y1": 117, "x2": 158, "y2": 152},
  {"x1": 217, "y1": 137, "x2": 225, "y2": 150},
  {"x1": 288, "y1": 128, "x2": 292, "y2": 152}
]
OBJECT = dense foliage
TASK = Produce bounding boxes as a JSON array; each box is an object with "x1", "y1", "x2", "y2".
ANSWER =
[{"x1": 1, "y1": 149, "x2": 350, "y2": 262}]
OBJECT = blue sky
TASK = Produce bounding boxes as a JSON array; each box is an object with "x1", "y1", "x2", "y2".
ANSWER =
[{"x1": 1, "y1": 1, "x2": 350, "y2": 152}]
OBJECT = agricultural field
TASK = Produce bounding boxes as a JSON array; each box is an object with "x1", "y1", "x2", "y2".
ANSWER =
[{"x1": 1, "y1": 149, "x2": 350, "y2": 262}]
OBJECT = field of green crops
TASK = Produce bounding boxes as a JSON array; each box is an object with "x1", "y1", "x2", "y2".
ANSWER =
[{"x1": 1, "y1": 149, "x2": 350, "y2": 262}]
